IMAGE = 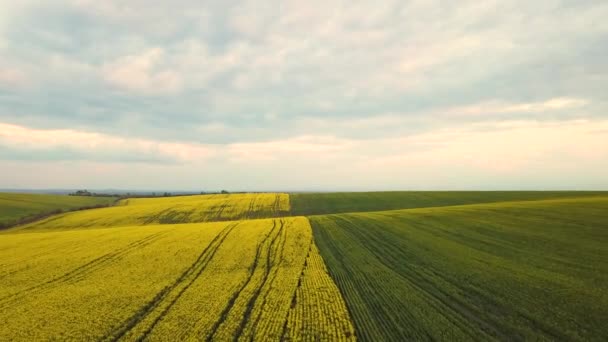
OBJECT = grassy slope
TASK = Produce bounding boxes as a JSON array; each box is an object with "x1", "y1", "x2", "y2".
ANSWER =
[
  {"x1": 310, "y1": 196, "x2": 608, "y2": 341},
  {"x1": 291, "y1": 191, "x2": 608, "y2": 215},
  {"x1": 10, "y1": 193, "x2": 290, "y2": 231},
  {"x1": 0, "y1": 217, "x2": 354, "y2": 341},
  {"x1": 0, "y1": 192, "x2": 116, "y2": 227}
]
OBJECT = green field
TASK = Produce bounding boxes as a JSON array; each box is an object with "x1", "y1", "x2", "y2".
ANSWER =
[
  {"x1": 310, "y1": 196, "x2": 608, "y2": 341},
  {"x1": 290, "y1": 191, "x2": 607, "y2": 215},
  {"x1": 1, "y1": 191, "x2": 607, "y2": 341},
  {"x1": 0, "y1": 193, "x2": 117, "y2": 228}
]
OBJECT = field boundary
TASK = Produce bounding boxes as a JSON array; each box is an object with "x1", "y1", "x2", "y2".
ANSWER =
[{"x1": 0, "y1": 198, "x2": 121, "y2": 231}]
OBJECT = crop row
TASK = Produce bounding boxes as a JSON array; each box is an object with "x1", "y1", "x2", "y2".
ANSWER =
[{"x1": 310, "y1": 196, "x2": 608, "y2": 341}]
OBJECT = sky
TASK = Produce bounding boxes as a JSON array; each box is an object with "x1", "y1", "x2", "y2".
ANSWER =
[{"x1": 1, "y1": 0, "x2": 607, "y2": 191}]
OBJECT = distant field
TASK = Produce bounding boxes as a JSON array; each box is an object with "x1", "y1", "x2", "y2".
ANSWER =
[
  {"x1": 0, "y1": 217, "x2": 354, "y2": 341},
  {"x1": 0, "y1": 193, "x2": 117, "y2": 228},
  {"x1": 291, "y1": 191, "x2": 608, "y2": 215},
  {"x1": 13, "y1": 193, "x2": 290, "y2": 231},
  {"x1": 310, "y1": 196, "x2": 608, "y2": 341}
]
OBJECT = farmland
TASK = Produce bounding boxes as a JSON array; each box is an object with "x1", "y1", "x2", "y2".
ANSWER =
[
  {"x1": 13, "y1": 193, "x2": 290, "y2": 231},
  {"x1": 1, "y1": 191, "x2": 607, "y2": 341},
  {"x1": 0, "y1": 192, "x2": 117, "y2": 228},
  {"x1": 0, "y1": 216, "x2": 354, "y2": 341},
  {"x1": 290, "y1": 191, "x2": 607, "y2": 215},
  {"x1": 310, "y1": 196, "x2": 608, "y2": 341}
]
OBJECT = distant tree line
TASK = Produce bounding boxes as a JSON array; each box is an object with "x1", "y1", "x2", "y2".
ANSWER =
[
  {"x1": 68, "y1": 189, "x2": 233, "y2": 199},
  {"x1": 69, "y1": 190, "x2": 121, "y2": 197}
]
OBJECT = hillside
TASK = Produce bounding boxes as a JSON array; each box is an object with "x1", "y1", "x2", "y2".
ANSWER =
[
  {"x1": 11, "y1": 193, "x2": 290, "y2": 232},
  {"x1": 0, "y1": 193, "x2": 117, "y2": 228}
]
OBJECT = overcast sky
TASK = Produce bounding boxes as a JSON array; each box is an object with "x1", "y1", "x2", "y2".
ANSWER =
[{"x1": 1, "y1": 0, "x2": 607, "y2": 191}]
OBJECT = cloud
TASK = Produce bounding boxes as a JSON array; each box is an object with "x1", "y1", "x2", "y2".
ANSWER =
[
  {"x1": 227, "y1": 135, "x2": 355, "y2": 162},
  {"x1": 366, "y1": 119, "x2": 608, "y2": 173},
  {"x1": 1, "y1": 117, "x2": 607, "y2": 190},
  {"x1": 0, "y1": 122, "x2": 215, "y2": 163},
  {"x1": 0, "y1": 0, "x2": 607, "y2": 189},
  {"x1": 0, "y1": 68, "x2": 28, "y2": 88},
  {"x1": 441, "y1": 97, "x2": 589, "y2": 117},
  {"x1": 102, "y1": 48, "x2": 182, "y2": 94}
]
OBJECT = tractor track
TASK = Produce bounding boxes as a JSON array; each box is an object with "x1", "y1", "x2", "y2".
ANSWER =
[
  {"x1": 205, "y1": 219, "x2": 285, "y2": 341},
  {"x1": 103, "y1": 222, "x2": 240, "y2": 342},
  {"x1": 0, "y1": 232, "x2": 167, "y2": 310},
  {"x1": 244, "y1": 219, "x2": 291, "y2": 339}
]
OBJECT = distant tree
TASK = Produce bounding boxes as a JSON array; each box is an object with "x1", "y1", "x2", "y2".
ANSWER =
[
  {"x1": 71, "y1": 190, "x2": 91, "y2": 196},
  {"x1": 220, "y1": 190, "x2": 229, "y2": 194}
]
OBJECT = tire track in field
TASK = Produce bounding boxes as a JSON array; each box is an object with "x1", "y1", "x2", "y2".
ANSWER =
[
  {"x1": 273, "y1": 194, "x2": 281, "y2": 217},
  {"x1": 157, "y1": 208, "x2": 196, "y2": 224},
  {"x1": 280, "y1": 237, "x2": 314, "y2": 340},
  {"x1": 246, "y1": 196, "x2": 256, "y2": 219},
  {"x1": 235, "y1": 219, "x2": 290, "y2": 339},
  {"x1": 104, "y1": 222, "x2": 240, "y2": 342},
  {"x1": 0, "y1": 265, "x2": 37, "y2": 282},
  {"x1": 239, "y1": 220, "x2": 293, "y2": 336},
  {"x1": 56, "y1": 233, "x2": 167, "y2": 285},
  {"x1": 331, "y1": 215, "x2": 508, "y2": 340},
  {"x1": 140, "y1": 208, "x2": 174, "y2": 225},
  {"x1": 213, "y1": 202, "x2": 229, "y2": 221},
  {"x1": 0, "y1": 232, "x2": 167, "y2": 310},
  {"x1": 357, "y1": 215, "x2": 548, "y2": 340},
  {"x1": 204, "y1": 219, "x2": 284, "y2": 341},
  {"x1": 332, "y1": 216, "x2": 468, "y2": 339},
  {"x1": 0, "y1": 233, "x2": 112, "y2": 278},
  {"x1": 388, "y1": 216, "x2": 567, "y2": 340}
]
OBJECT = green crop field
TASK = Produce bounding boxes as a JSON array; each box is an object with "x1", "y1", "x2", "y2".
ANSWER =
[
  {"x1": 1, "y1": 191, "x2": 606, "y2": 341},
  {"x1": 310, "y1": 196, "x2": 608, "y2": 341},
  {"x1": 0, "y1": 193, "x2": 117, "y2": 228},
  {"x1": 290, "y1": 191, "x2": 607, "y2": 215}
]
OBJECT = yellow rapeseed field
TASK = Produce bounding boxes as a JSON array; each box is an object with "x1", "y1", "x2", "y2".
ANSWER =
[
  {"x1": 284, "y1": 243, "x2": 356, "y2": 341},
  {"x1": 13, "y1": 193, "x2": 290, "y2": 231},
  {"x1": 0, "y1": 216, "x2": 355, "y2": 341}
]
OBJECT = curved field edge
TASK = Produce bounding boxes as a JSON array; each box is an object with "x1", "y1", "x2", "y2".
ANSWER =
[
  {"x1": 310, "y1": 196, "x2": 608, "y2": 341},
  {"x1": 0, "y1": 192, "x2": 117, "y2": 229},
  {"x1": 290, "y1": 191, "x2": 608, "y2": 216},
  {"x1": 0, "y1": 216, "x2": 355, "y2": 341}
]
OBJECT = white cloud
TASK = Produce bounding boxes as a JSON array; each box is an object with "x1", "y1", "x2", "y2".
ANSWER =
[
  {"x1": 227, "y1": 135, "x2": 354, "y2": 162},
  {"x1": 1, "y1": 118, "x2": 607, "y2": 189},
  {"x1": 0, "y1": 122, "x2": 215, "y2": 163},
  {"x1": 364, "y1": 119, "x2": 608, "y2": 173},
  {"x1": 441, "y1": 97, "x2": 589, "y2": 117},
  {"x1": 102, "y1": 48, "x2": 182, "y2": 94}
]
